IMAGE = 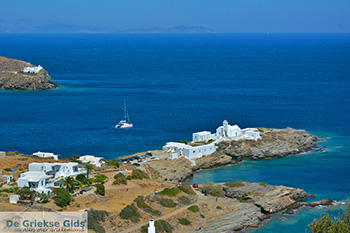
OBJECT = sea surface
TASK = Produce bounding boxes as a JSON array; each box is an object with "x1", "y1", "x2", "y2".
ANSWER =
[{"x1": 1, "y1": 33, "x2": 350, "y2": 232}]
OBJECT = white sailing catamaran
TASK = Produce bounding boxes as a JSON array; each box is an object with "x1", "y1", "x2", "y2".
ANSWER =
[{"x1": 115, "y1": 101, "x2": 133, "y2": 129}]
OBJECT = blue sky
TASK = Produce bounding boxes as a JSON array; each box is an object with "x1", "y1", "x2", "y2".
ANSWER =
[{"x1": 1, "y1": 0, "x2": 349, "y2": 32}]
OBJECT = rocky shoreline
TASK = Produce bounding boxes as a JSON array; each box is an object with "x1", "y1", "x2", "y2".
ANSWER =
[
  {"x1": 141, "y1": 127, "x2": 324, "y2": 183},
  {"x1": 0, "y1": 56, "x2": 58, "y2": 90},
  {"x1": 192, "y1": 181, "x2": 334, "y2": 233}
]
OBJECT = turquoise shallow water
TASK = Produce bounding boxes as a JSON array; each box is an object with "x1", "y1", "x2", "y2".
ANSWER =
[
  {"x1": 0, "y1": 34, "x2": 350, "y2": 232},
  {"x1": 187, "y1": 133, "x2": 350, "y2": 232}
]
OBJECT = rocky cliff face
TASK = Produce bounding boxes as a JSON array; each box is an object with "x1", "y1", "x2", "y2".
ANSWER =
[
  {"x1": 0, "y1": 56, "x2": 58, "y2": 90},
  {"x1": 217, "y1": 127, "x2": 320, "y2": 160}
]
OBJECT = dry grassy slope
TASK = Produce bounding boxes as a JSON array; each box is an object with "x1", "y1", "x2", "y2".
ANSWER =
[
  {"x1": 0, "y1": 56, "x2": 58, "y2": 90},
  {"x1": 0, "y1": 155, "x2": 58, "y2": 178}
]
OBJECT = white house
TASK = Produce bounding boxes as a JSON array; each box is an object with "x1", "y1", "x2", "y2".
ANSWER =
[
  {"x1": 33, "y1": 151, "x2": 58, "y2": 160},
  {"x1": 17, "y1": 171, "x2": 51, "y2": 194},
  {"x1": 23, "y1": 65, "x2": 43, "y2": 74},
  {"x1": 17, "y1": 162, "x2": 86, "y2": 194},
  {"x1": 164, "y1": 120, "x2": 261, "y2": 160},
  {"x1": 0, "y1": 151, "x2": 6, "y2": 158},
  {"x1": 163, "y1": 142, "x2": 217, "y2": 159},
  {"x1": 78, "y1": 155, "x2": 104, "y2": 167}
]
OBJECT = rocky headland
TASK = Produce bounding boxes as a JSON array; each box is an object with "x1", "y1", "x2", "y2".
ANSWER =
[
  {"x1": 192, "y1": 181, "x2": 333, "y2": 233},
  {"x1": 141, "y1": 127, "x2": 323, "y2": 183},
  {"x1": 103, "y1": 180, "x2": 334, "y2": 233},
  {"x1": 0, "y1": 56, "x2": 58, "y2": 90}
]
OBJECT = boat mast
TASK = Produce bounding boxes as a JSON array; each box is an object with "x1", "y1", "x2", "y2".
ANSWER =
[{"x1": 123, "y1": 100, "x2": 130, "y2": 123}]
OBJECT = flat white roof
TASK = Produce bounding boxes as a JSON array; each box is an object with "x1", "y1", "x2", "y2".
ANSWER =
[
  {"x1": 20, "y1": 171, "x2": 50, "y2": 182},
  {"x1": 29, "y1": 162, "x2": 79, "y2": 166},
  {"x1": 164, "y1": 142, "x2": 193, "y2": 149},
  {"x1": 193, "y1": 131, "x2": 211, "y2": 135}
]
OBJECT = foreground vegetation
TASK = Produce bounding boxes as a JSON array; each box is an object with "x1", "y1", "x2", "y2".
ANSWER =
[{"x1": 308, "y1": 205, "x2": 350, "y2": 233}]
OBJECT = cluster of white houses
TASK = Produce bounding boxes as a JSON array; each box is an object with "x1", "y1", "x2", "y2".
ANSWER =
[
  {"x1": 17, "y1": 162, "x2": 86, "y2": 194},
  {"x1": 23, "y1": 65, "x2": 43, "y2": 74},
  {"x1": 163, "y1": 120, "x2": 261, "y2": 160}
]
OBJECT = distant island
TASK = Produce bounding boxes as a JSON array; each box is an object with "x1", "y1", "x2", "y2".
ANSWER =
[
  {"x1": 0, "y1": 19, "x2": 214, "y2": 34},
  {"x1": 121, "y1": 26, "x2": 215, "y2": 34},
  {"x1": 0, "y1": 56, "x2": 58, "y2": 90}
]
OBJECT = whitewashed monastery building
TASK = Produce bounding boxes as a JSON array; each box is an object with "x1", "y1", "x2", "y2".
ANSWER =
[
  {"x1": 17, "y1": 162, "x2": 86, "y2": 194},
  {"x1": 164, "y1": 120, "x2": 261, "y2": 159},
  {"x1": 23, "y1": 65, "x2": 43, "y2": 74}
]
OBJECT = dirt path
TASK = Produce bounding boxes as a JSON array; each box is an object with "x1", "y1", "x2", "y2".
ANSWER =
[{"x1": 119, "y1": 203, "x2": 194, "y2": 233}]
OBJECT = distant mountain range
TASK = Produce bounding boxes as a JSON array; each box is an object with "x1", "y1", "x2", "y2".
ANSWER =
[
  {"x1": 0, "y1": 19, "x2": 214, "y2": 33},
  {"x1": 120, "y1": 26, "x2": 215, "y2": 34}
]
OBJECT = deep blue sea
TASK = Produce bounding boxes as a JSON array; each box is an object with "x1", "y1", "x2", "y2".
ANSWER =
[{"x1": 1, "y1": 34, "x2": 349, "y2": 232}]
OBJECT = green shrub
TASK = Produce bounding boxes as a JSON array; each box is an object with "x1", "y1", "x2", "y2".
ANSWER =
[
  {"x1": 76, "y1": 174, "x2": 87, "y2": 183},
  {"x1": 135, "y1": 196, "x2": 151, "y2": 209},
  {"x1": 64, "y1": 176, "x2": 80, "y2": 193},
  {"x1": 94, "y1": 174, "x2": 108, "y2": 184},
  {"x1": 200, "y1": 214, "x2": 205, "y2": 218},
  {"x1": 178, "y1": 196, "x2": 192, "y2": 205},
  {"x1": 178, "y1": 140, "x2": 188, "y2": 144},
  {"x1": 141, "y1": 226, "x2": 148, "y2": 233},
  {"x1": 16, "y1": 187, "x2": 35, "y2": 200},
  {"x1": 1, "y1": 188, "x2": 16, "y2": 193},
  {"x1": 159, "y1": 187, "x2": 180, "y2": 197},
  {"x1": 178, "y1": 218, "x2": 191, "y2": 225},
  {"x1": 308, "y1": 205, "x2": 350, "y2": 233},
  {"x1": 38, "y1": 193, "x2": 49, "y2": 203},
  {"x1": 4, "y1": 168, "x2": 11, "y2": 172},
  {"x1": 95, "y1": 184, "x2": 105, "y2": 196},
  {"x1": 216, "y1": 205, "x2": 223, "y2": 209},
  {"x1": 187, "y1": 205, "x2": 200, "y2": 213},
  {"x1": 259, "y1": 182, "x2": 268, "y2": 187},
  {"x1": 237, "y1": 198, "x2": 248, "y2": 203},
  {"x1": 178, "y1": 183, "x2": 196, "y2": 195},
  {"x1": 120, "y1": 204, "x2": 140, "y2": 222},
  {"x1": 113, "y1": 173, "x2": 127, "y2": 185},
  {"x1": 7, "y1": 151, "x2": 19, "y2": 155},
  {"x1": 105, "y1": 160, "x2": 120, "y2": 168},
  {"x1": 129, "y1": 169, "x2": 149, "y2": 180},
  {"x1": 54, "y1": 188, "x2": 72, "y2": 207},
  {"x1": 88, "y1": 209, "x2": 109, "y2": 233},
  {"x1": 134, "y1": 196, "x2": 161, "y2": 216},
  {"x1": 159, "y1": 198, "x2": 177, "y2": 208},
  {"x1": 154, "y1": 220, "x2": 173, "y2": 233},
  {"x1": 225, "y1": 181, "x2": 245, "y2": 187}
]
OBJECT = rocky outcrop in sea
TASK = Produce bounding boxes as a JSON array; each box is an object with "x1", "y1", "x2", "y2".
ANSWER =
[
  {"x1": 0, "y1": 56, "x2": 58, "y2": 90},
  {"x1": 217, "y1": 127, "x2": 320, "y2": 160}
]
